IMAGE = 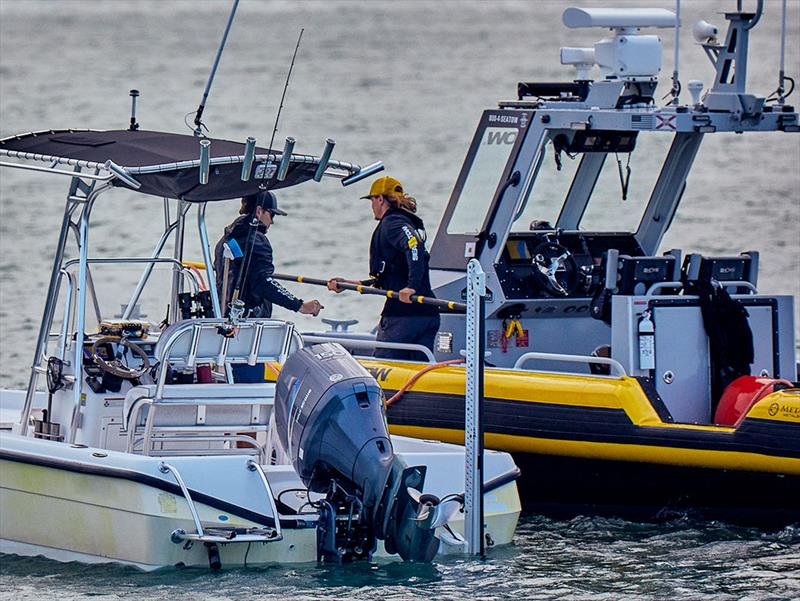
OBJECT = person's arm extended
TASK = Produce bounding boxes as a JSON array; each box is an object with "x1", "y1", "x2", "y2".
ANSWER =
[{"x1": 246, "y1": 237, "x2": 316, "y2": 313}]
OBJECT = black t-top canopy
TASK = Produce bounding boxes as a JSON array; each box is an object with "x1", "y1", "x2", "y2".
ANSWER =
[{"x1": 0, "y1": 129, "x2": 342, "y2": 201}]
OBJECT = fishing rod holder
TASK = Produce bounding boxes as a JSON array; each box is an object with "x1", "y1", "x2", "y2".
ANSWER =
[
  {"x1": 241, "y1": 137, "x2": 256, "y2": 181},
  {"x1": 313, "y1": 138, "x2": 335, "y2": 182},
  {"x1": 199, "y1": 139, "x2": 211, "y2": 185},
  {"x1": 276, "y1": 137, "x2": 295, "y2": 181},
  {"x1": 341, "y1": 161, "x2": 385, "y2": 187}
]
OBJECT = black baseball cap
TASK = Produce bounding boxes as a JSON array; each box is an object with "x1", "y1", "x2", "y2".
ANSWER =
[{"x1": 242, "y1": 190, "x2": 287, "y2": 216}]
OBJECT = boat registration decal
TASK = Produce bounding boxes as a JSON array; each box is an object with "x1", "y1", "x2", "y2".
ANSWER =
[{"x1": 158, "y1": 492, "x2": 177, "y2": 514}]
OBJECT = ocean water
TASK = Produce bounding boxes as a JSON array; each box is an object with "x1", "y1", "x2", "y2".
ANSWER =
[{"x1": 1, "y1": 0, "x2": 799, "y2": 599}]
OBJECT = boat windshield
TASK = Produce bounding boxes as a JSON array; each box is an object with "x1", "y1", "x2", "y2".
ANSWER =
[
  {"x1": 511, "y1": 133, "x2": 673, "y2": 233},
  {"x1": 446, "y1": 126, "x2": 518, "y2": 235}
]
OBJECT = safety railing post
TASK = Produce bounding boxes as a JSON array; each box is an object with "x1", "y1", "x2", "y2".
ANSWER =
[{"x1": 464, "y1": 258, "x2": 486, "y2": 556}]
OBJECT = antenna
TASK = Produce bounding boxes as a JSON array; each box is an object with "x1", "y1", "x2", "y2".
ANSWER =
[
  {"x1": 129, "y1": 89, "x2": 140, "y2": 131},
  {"x1": 778, "y1": 0, "x2": 787, "y2": 104},
  {"x1": 193, "y1": 0, "x2": 240, "y2": 137},
  {"x1": 669, "y1": 0, "x2": 681, "y2": 104},
  {"x1": 261, "y1": 28, "x2": 304, "y2": 183}
]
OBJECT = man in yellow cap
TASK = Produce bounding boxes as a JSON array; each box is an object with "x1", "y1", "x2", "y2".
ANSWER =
[{"x1": 328, "y1": 176, "x2": 440, "y2": 360}]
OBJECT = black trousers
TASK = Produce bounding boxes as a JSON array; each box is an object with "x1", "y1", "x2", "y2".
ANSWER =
[{"x1": 375, "y1": 314, "x2": 441, "y2": 361}]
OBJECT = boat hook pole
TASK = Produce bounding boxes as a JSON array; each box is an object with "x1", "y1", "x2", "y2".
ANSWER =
[
  {"x1": 272, "y1": 273, "x2": 467, "y2": 313},
  {"x1": 193, "y1": 0, "x2": 240, "y2": 136}
]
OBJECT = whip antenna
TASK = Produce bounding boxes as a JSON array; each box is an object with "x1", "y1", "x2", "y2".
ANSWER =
[
  {"x1": 193, "y1": 0, "x2": 240, "y2": 136},
  {"x1": 261, "y1": 28, "x2": 304, "y2": 182}
]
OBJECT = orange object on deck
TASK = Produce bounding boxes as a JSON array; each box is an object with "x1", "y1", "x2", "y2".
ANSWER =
[{"x1": 714, "y1": 375, "x2": 792, "y2": 426}]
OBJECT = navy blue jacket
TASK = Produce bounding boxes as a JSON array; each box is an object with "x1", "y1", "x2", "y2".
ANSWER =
[
  {"x1": 213, "y1": 215, "x2": 303, "y2": 317},
  {"x1": 364, "y1": 208, "x2": 438, "y2": 317}
]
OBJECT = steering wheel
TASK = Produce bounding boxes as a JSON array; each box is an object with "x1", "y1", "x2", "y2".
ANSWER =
[
  {"x1": 90, "y1": 336, "x2": 150, "y2": 380},
  {"x1": 531, "y1": 241, "x2": 579, "y2": 297}
]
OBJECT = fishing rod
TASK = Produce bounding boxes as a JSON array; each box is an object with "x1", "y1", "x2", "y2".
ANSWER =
[
  {"x1": 192, "y1": 0, "x2": 240, "y2": 136},
  {"x1": 232, "y1": 28, "x2": 305, "y2": 307},
  {"x1": 261, "y1": 27, "x2": 304, "y2": 181},
  {"x1": 272, "y1": 273, "x2": 467, "y2": 313}
]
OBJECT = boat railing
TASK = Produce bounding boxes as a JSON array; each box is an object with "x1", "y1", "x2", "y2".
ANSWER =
[
  {"x1": 159, "y1": 459, "x2": 283, "y2": 545},
  {"x1": 125, "y1": 318, "x2": 297, "y2": 461},
  {"x1": 513, "y1": 352, "x2": 627, "y2": 378},
  {"x1": 300, "y1": 333, "x2": 436, "y2": 363},
  {"x1": 44, "y1": 258, "x2": 202, "y2": 345},
  {"x1": 644, "y1": 280, "x2": 758, "y2": 298}
]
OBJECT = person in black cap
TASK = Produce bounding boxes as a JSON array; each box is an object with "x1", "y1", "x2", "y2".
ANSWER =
[
  {"x1": 327, "y1": 176, "x2": 439, "y2": 361},
  {"x1": 214, "y1": 190, "x2": 323, "y2": 320}
]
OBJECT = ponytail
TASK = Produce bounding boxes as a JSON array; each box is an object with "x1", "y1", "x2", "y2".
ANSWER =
[{"x1": 385, "y1": 192, "x2": 417, "y2": 214}]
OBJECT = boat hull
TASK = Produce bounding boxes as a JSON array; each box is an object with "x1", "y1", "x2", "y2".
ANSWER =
[
  {"x1": 0, "y1": 433, "x2": 520, "y2": 568},
  {"x1": 360, "y1": 360, "x2": 800, "y2": 523}
]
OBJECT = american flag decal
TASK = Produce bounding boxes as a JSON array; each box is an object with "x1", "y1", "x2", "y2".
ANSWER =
[{"x1": 631, "y1": 114, "x2": 654, "y2": 130}]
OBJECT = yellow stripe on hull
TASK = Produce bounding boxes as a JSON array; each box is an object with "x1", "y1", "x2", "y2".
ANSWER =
[{"x1": 388, "y1": 425, "x2": 800, "y2": 476}]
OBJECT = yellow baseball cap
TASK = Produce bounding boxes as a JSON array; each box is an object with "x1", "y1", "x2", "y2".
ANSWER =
[{"x1": 360, "y1": 176, "x2": 404, "y2": 199}]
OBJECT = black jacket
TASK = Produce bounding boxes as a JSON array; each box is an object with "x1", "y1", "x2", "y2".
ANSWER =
[
  {"x1": 365, "y1": 208, "x2": 438, "y2": 317},
  {"x1": 213, "y1": 215, "x2": 303, "y2": 317}
]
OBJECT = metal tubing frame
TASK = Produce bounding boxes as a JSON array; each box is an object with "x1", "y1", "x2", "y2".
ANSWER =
[
  {"x1": 513, "y1": 351, "x2": 627, "y2": 377},
  {"x1": 197, "y1": 202, "x2": 222, "y2": 318},
  {"x1": 0, "y1": 146, "x2": 362, "y2": 179},
  {"x1": 57, "y1": 269, "x2": 75, "y2": 361},
  {"x1": 159, "y1": 462, "x2": 206, "y2": 537},
  {"x1": 67, "y1": 220, "x2": 102, "y2": 325},
  {"x1": 246, "y1": 459, "x2": 284, "y2": 540},
  {"x1": 123, "y1": 201, "x2": 191, "y2": 320},
  {"x1": 170, "y1": 200, "x2": 188, "y2": 324},
  {"x1": 0, "y1": 160, "x2": 115, "y2": 181},
  {"x1": 19, "y1": 177, "x2": 110, "y2": 435},
  {"x1": 68, "y1": 192, "x2": 101, "y2": 442},
  {"x1": 153, "y1": 319, "x2": 293, "y2": 398},
  {"x1": 299, "y1": 334, "x2": 436, "y2": 363}
]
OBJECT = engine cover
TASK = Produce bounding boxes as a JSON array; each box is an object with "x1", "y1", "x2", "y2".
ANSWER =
[{"x1": 275, "y1": 343, "x2": 394, "y2": 514}]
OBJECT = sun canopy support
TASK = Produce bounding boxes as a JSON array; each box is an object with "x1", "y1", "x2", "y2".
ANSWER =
[{"x1": 0, "y1": 129, "x2": 380, "y2": 201}]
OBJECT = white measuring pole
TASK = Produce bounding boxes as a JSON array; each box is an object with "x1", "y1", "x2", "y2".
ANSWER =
[{"x1": 464, "y1": 258, "x2": 486, "y2": 556}]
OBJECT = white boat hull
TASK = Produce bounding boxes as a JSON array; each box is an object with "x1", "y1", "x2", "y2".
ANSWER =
[{"x1": 0, "y1": 432, "x2": 520, "y2": 569}]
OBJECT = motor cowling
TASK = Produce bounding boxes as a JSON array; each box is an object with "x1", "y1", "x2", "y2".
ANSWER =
[
  {"x1": 274, "y1": 343, "x2": 444, "y2": 563},
  {"x1": 275, "y1": 343, "x2": 393, "y2": 513}
]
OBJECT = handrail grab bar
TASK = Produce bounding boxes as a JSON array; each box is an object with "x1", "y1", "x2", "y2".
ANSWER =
[
  {"x1": 513, "y1": 351, "x2": 627, "y2": 377},
  {"x1": 246, "y1": 459, "x2": 284, "y2": 541},
  {"x1": 300, "y1": 333, "x2": 435, "y2": 363},
  {"x1": 158, "y1": 461, "x2": 205, "y2": 537}
]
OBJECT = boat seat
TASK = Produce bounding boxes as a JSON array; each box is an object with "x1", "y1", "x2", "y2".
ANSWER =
[{"x1": 124, "y1": 318, "x2": 298, "y2": 460}]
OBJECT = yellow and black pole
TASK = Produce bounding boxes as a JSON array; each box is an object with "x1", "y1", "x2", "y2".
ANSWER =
[{"x1": 272, "y1": 273, "x2": 466, "y2": 313}]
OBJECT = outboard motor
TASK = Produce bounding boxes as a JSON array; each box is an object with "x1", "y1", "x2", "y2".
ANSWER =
[{"x1": 275, "y1": 343, "x2": 451, "y2": 562}]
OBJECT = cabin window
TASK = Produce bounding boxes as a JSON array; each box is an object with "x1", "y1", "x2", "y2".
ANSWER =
[
  {"x1": 446, "y1": 126, "x2": 518, "y2": 235},
  {"x1": 511, "y1": 139, "x2": 580, "y2": 232},
  {"x1": 579, "y1": 134, "x2": 672, "y2": 232}
]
